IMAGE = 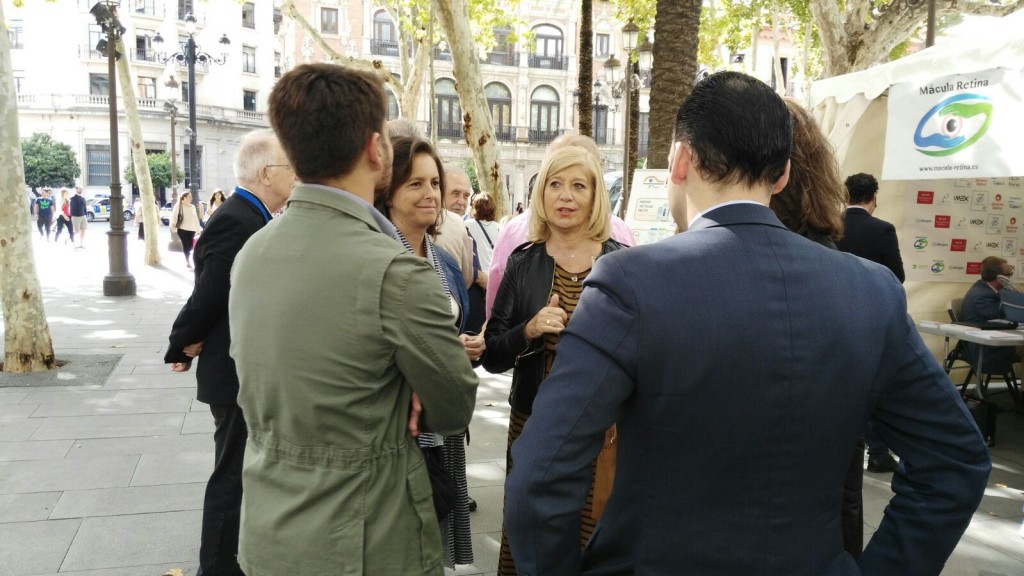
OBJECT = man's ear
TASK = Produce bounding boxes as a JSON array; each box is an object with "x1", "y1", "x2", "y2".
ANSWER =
[
  {"x1": 367, "y1": 132, "x2": 385, "y2": 171},
  {"x1": 669, "y1": 142, "x2": 691, "y2": 185},
  {"x1": 770, "y1": 160, "x2": 791, "y2": 196}
]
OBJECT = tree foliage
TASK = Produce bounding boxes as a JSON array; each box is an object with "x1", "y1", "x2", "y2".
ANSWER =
[
  {"x1": 124, "y1": 152, "x2": 183, "y2": 189},
  {"x1": 21, "y1": 133, "x2": 81, "y2": 192}
]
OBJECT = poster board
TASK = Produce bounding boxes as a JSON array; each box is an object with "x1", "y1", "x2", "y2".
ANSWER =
[
  {"x1": 903, "y1": 177, "x2": 1024, "y2": 282},
  {"x1": 621, "y1": 170, "x2": 676, "y2": 246}
]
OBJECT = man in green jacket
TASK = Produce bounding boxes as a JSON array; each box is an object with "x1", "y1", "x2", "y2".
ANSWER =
[{"x1": 228, "y1": 63, "x2": 479, "y2": 576}]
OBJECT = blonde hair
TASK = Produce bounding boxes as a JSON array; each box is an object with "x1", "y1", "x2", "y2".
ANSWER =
[{"x1": 527, "y1": 145, "x2": 611, "y2": 243}]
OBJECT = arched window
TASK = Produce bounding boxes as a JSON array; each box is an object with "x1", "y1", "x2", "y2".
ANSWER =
[
  {"x1": 435, "y1": 78, "x2": 462, "y2": 140},
  {"x1": 385, "y1": 86, "x2": 399, "y2": 120},
  {"x1": 529, "y1": 86, "x2": 560, "y2": 143},
  {"x1": 485, "y1": 82, "x2": 513, "y2": 141},
  {"x1": 371, "y1": 10, "x2": 397, "y2": 56},
  {"x1": 530, "y1": 24, "x2": 565, "y2": 69}
]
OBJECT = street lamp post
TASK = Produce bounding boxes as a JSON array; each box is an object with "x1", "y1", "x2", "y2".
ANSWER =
[
  {"x1": 602, "y1": 27, "x2": 653, "y2": 217},
  {"x1": 89, "y1": 0, "x2": 136, "y2": 296},
  {"x1": 153, "y1": 14, "x2": 229, "y2": 227}
]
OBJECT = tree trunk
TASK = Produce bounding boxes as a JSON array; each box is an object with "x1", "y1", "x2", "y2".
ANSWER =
[
  {"x1": 0, "y1": 0, "x2": 55, "y2": 373},
  {"x1": 114, "y1": 35, "x2": 161, "y2": 266},
  {"x1": 578, "y1": 0, "x2": 593, "y2": 136},
  {"x1": 810, "y1": 0, "x2": 1024, "y2": 77},
  {"x1": 433, "y1": 0, "x2": 507, "y2": 219},
  {"x1": 646, "y1": 0, "x2": 701, "y2": 170},
  {"x1": 771, "y1": 2, "x2": 786, "y2": 96}
]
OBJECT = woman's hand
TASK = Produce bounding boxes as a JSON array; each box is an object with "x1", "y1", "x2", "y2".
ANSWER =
[
  {"x1": 524, "y1": 294, "x2": 567, "y2": 340},
  {"x1": 459, "y1": 333, "x2": 485, "y2": 362}
]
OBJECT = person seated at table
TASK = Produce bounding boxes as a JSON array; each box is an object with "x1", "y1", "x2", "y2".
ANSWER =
[{"x1": 962, "y1": 256, "x2": 1019, "y2": 374}]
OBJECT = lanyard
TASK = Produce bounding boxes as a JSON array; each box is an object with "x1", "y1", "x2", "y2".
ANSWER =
[{"x1": 233, "y1": 186, "x2": 272, "y2": 224}]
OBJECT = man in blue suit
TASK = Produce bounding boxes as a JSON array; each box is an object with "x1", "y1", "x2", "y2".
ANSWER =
[{"x1": 504, "y1": 71, "x2": 990, "y2": 576}]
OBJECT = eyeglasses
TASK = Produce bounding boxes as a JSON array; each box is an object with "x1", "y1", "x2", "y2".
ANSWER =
[{"x1": 265, "y1": 164, "x2": 292, "y2": 170}]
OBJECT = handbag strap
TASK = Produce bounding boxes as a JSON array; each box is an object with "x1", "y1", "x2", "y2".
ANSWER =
[{"x1": 474, "y1": 220, "x2": 493, "y2": 249}]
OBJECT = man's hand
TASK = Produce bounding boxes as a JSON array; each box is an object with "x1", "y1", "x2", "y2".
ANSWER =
[
  {"x1": 171, "y1": 361, "x2": 192, "y2": 372},
  {"x1": 183, "y1": 342, "x2": 204, "y2": 358},
  {"x1": 408, "y1": 392, "x2": 423, "y2": 437}
]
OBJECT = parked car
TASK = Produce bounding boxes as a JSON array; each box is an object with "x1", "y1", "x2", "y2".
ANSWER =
[
  {"x1": 85, "y1": 197, "x2": 133, "y2": 222},
  {"x1": 604, "y1": 171, "x2": 623, "y2": 208},
  {"x1": 159, "y1": 202, "x2": 173, "y2": 225}
]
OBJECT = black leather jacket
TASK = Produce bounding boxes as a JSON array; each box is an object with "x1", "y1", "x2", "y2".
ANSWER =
[{"x1": 483, "y1": 239, "x2": 625, "y2": 414}]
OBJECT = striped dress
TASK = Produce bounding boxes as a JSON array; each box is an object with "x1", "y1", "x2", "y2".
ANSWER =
[{"x1": 497, "y1": 264, "x2": 618, "y2": 575}]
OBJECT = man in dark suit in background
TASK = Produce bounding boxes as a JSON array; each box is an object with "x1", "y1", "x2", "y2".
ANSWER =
[
  {"x1": 962, "y1": 256, "x2": 1019, "y2": 374},
  {"x1": 836, "y1": 172, "x2": 905, "y2": 473},
  {"x1": 837, "y1": 173, "x2": 905, "y2": 282},
  {"x1": 504, "y1": 71, "x2": 989, "y2": 576},
  {"x1": 165, "y1": 129, "x2": 295, "y2": 576}
]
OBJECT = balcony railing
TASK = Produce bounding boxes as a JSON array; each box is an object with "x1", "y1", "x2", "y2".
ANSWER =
[
  {"x1": 79, "y1": 44, "x2": 106, "y2": 61},
  {"x1": 19, "y1": 94, "x2": 268, "y2": 126},
  {"x1": 134, "y1": 48, "x2": 159, "y2": 62},
  {"x1": 370, "y1": 39, "x2": 399, "y2": 57},
  {"x1": 484, "y1": 51, "x2": 519, "y2": 67},
  {"x1": 528, "y1": 54, "x2": 568, "y2": 70},
  {"x1": 495, "y1": 125, "x2": 515, "y2": 142},
  {"x1": 528, "y1": 128, "x2": 563, "y2": 143},
  {"x1": 433, "y1": 46, "x2": 452, "y2": 61}
]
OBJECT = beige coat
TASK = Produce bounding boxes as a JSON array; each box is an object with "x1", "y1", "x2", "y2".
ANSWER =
[{"x1": 229, "y1": 185, "x2": 478, "y2": 575}]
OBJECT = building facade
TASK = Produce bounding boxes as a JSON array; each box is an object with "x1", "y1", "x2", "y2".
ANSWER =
[
  {"x1": 9, "y1": 0, "x2": 281, "y2": 203},
  {"x1": 11, "y1": 1, "x2": 803, "y2": 207}
]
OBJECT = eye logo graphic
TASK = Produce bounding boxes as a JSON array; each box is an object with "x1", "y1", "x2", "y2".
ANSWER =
[
  {"x1": 914, "y1": 93, "x2": 993, "y2": 157},
  {"x1": 931, "y1": 261, "x2": 946, "y2": 274},
  {"x1": 914, "y1": 238, "x2": 929, "y2": 250}
]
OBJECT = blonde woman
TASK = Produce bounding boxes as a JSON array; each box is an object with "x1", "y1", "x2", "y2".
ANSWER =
[
  {"x1": 483, "y1": 145, "x2": 625, "y2": 575},
  {"x1": 170, "y1": 191, "x2": 201, "y2": 268}
]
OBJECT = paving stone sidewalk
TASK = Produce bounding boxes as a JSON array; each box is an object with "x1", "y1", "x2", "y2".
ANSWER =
[{"x1": 2, "y1": 226, "x2": 1023, "y2": 575}]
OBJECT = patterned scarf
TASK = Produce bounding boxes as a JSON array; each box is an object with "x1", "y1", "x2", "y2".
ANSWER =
[{"x1": 394, "y1": 228, "x2": 452, "y2": 304}]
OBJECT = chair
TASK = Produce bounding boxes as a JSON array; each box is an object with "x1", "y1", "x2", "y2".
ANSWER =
[
  {"x1": 944, "y1": 299, "x2": 973, "y2": 376},
  {"x1": 949, "y1": 298, "x2": 1022, "y2": 406}
]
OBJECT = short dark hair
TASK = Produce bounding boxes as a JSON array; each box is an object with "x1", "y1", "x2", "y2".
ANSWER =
[
  {"x1": 673, "y1": 71, "x2": 791, "y2": 189},
  {"x1": 376, "y1": 136, "x2": 446, "y2": 237},
  {"x1": 980, "y1": 256, "x2": 1007, "y2": 282},
  {"x1": 268, "y1": 63, "x2": 386, "y2": 184},
  {"x1": 472, "y1": 194, "x2": 497, "y2": 221},
  {"x1": 844, "y1": 173, "x2": 879, "y2": 204}
]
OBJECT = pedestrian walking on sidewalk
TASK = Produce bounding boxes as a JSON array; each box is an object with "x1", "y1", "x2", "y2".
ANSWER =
[
  {"x1": 54, "y1": 188, "x2": 75, "y2": 245},
  {"x1": 165, "y1": 129, "x2": 295, "y2": 576},
  {"x1": 170, "y1": 191, "x2": 201, "y2": 268},
  {"x1": 70, "y1": 186, "x2": 87, "y2": 248}
]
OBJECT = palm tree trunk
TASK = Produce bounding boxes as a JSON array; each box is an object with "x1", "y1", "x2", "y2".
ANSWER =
[
  {"x1": 647, "y1": 0, "x2": 702, "y2": 170},
  {"x1": 578, "y1": 0, "x2": 593, "y2": 136}
]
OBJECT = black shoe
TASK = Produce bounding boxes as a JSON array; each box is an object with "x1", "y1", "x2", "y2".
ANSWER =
[
  {"x1": 468, "y1": 497, "x2": 478, "y2": 512},
  {"x1": 866, "y1": 454, "x2": 898, "y2": 473}
]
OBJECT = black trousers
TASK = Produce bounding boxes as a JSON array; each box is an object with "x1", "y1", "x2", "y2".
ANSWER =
[
  {"x1": 178, "y1": 229, "x2": 197, "y2": 262},
  {"x1": 54, "y1": 216, "x2": 74, "y2": 242},
  {"x1": 198, "y1": 403, "x2": 248, "y2": 576},
  {"x1": 37, "y1": 214, "x2": 53, "y2": 238},
  {"x1": 841, "y1": 440, "x2": 865, "y2": 558}
]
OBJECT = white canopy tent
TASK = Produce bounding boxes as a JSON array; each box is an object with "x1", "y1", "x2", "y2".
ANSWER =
[{"x1": 808, "y1": 12, "x2": 1024, "y2": 359}]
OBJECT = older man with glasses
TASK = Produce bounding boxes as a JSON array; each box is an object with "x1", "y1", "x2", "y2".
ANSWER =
[{"x1": 165, "y1": 128, "x2": 295, "y2": 576}]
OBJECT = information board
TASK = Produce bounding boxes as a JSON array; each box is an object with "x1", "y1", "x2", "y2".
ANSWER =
[
  {"x1": 621, "y1": 170, "x2": 677, "y2": 246},
  {"x1": 903, "y1": 177, "x2": 1024, "y2": 282}
]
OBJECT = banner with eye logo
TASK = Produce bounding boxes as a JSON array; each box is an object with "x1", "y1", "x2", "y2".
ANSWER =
[{"x1": 883, "y1": 68, "x2": 1024, "y2": 180}]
